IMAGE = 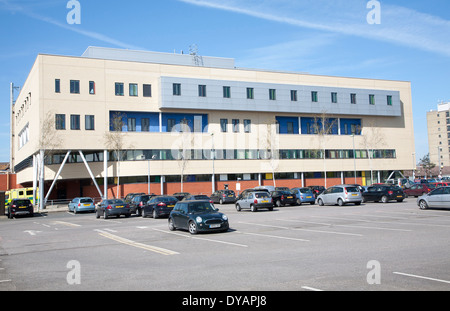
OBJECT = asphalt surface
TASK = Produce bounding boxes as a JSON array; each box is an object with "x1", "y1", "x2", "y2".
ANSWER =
[{"x1": 1, "y1": 198, "x2": 450, "y2": 292}]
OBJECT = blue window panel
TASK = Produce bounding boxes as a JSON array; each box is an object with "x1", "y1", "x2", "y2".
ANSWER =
[
  {"x1": 301, "y1": 117, "x2": 339, "y2": 135},
  {"x1": 276, "y1": 117, "x2": 299, "y2": 134},
  {"x1": 110, "y1": 111, "x2": 160, "y2": 132},
  {"x1": 161, "y1": 113, "x2": 208, "y2": 133},
  {"x1": 340, "y1": 119, "x2": 362, "y2": 135}
]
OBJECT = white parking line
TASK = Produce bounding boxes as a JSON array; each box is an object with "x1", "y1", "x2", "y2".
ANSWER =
[
  {"x1": 394, "y1": 272, "x2": 450, "y2": 285},
  {"x1": 0, "y1": 280, "x2": 12, "y2": 283},
  {"x1": 236, "y1": 231, "x2": 310, "y2": 242},
  {"x1": 278, "y1": 218, "x2": 411, "y2": 232},
  {"x1": 302, "y1": 286, "x2": 324, "y2": 291}
]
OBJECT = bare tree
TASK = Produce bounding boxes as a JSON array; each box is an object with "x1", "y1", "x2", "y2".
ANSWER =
[
  {"x1": 361, "y1": 120, "x2": 386, "y2": 184},
  {"x1": 39, "y1": 111, "x2": 63, "y2": 158},
  {"x1": 260, "y1": 117, "x2": 280, "y2": 187}
]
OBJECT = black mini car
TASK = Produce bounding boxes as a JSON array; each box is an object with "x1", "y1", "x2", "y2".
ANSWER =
[
  {"x1": 362, "y1": 185, "x2": 405, "y2": 203},
  {"x1": 7, "y1": 199, "x2": 34, "y2": 219}
]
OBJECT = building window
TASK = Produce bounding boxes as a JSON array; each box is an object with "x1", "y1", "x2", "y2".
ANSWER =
[
  {"x1": 247, "y1": 88, "x2": 254, "y2": 99},
  {"x1": 232, "y1": 119, "x2": 240, "y2": 133},
  {"x1": 350, "y1": 93, "x2": 357, "y2": 104},
  {"x1": 198, "y1": 85, "x2": 207, "y2": 97},
  {"x1": 291, "y1": 90, "x2": 298, "y2": 102},
  {"x1": 143, "y1": 84, "x2": 152, "y2": 97},
  {"x1": 269, "y1": 89, "x2": 276, "y2": 100},
  {"x1": 223, "y1": 86, "x2": 231, "y2": 98},
  {"x1": 141, "y1": 118, "x2": 150, "y2": 132},
  {"x1": 244, "y1": 120, "x2": 251, "y2": 133},
  {"x1": 129, "y1": 83, "x2": 138, "y2": 97},
  {"x1": 331, "y1": 92, "x2": 338, "y2": 103},
  {"x1": 173, "y1": 83, "x2": 181, "y2": 96},
  {"x1": 128, "y1": 118, "x2": 136, "y2": 132},
  {"x1": 85, "y1": 115, "x2": 95, "y2": 131},
  {"x1": 167, "y1": 119, "x2": 176, "y2": 132},
  {"x1": 220, "y1": 119, "x2": 228, "y2": 133},
  {"x1": 55, "y1": 79, "x2": 60, "y2": 93},
  {"x1": 369, "y1": 94, "x2": 375, "y2": 105},
  {"x1": 311, "y1": 91, "x2": 318, "y2": 102},
  {"x1": 387, "y1": 95, "x2": 393, "y2": 106},
  {"x1": 70, "y1": 114, "x2": 80, "y2": 130},
  {"x1": 287, "y1": 122, "x2": 294, "y2": 134},
  {"x1": 55, "y1": 114, "x2": 66, "y2": 130},
  {"x1": 70, "y1": 80, "x2": 80, "y2": 94},
  {"x1": 115, "y1": 83, "x2": 124, "y2": 96},
  {"x1": 89, "y1": 81, "x2": 95, "y2": 94}
]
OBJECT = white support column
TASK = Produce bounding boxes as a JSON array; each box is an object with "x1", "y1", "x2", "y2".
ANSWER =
[
  {"x1": 44, "y1": 151, "x2": 71, "y2": 204},
  {"x1": 32, "y1": 154, "x2": 37, "y2": 206},
  {"x1": 301, "y1": 172, "x2": 305, "y2": 187},
  {"x1": 39, "y1": 149, "x2": 45, "y2": 211},
  {"x1": 160, "y1": 175, "x2": 165, "y2": 195},
  {"x1": 341, "y1": 171, "x2": 344, "y2": 184},
  {"x1": 104, "y1": 150, "x2": 108, "y2": 200},
  {"x1": 79, "y1": 151, "x2": 103, "y2": 199}
]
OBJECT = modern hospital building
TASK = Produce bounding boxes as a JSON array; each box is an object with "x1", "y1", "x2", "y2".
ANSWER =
[{"x1": 11, "y1": 47, "x2": 415, "y2": 203}]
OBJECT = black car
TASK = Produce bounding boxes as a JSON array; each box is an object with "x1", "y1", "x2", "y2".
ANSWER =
[
  {"x1": 124, "y1": 192, "x2": 145, "y2": 204},
  {"x1": 362, "y1": 185, "x2": 405, "y2": 203},
  {"x1": 96, "y1": 199, "x2": 131, "y2": 219},
  {"x1": 129, "y1": 194, "x2": 155, "y2": 216},
  {"x1": 270, "y1": 190, "x2": 297, "y2": 207},
  {"x1": 168, "y1": 200, "x2": 229, "y2": 234},
  {"x1": 7, "y1": 199, "x2": 34, "y2": 219},
  {"x1": 210, "y1": 190, "x2": 236, "y2": 204},
  {"x1": 173, "y1": 192, "x2": 190, "y2": 201},
  {"x1": 143, "y1": 195, "x2": 178, "y2": 218},
  {"x1": 182, "y1": 194, "x2": 212, "y2": 202}
]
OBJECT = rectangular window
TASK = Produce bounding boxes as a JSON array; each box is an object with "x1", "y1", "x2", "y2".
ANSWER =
[
  {"x1": 70, "y1": 80, "x2": 80, "y2": 94},
  {"x1": 89, "y1": 81, "x2": 95, "y2": 94},
  {"x1": 311, "y1": 91, "x2": 318, "y2": 102},
  {"x1": 291, "y1": 90, "x2": 298, "y2": 102},
  {"x1": 115, "y1": 83, "x2": 124, "y2": 96},
  {"x1": 220, "y1": 119, "x2": 228, "y2": 133},
  {"x1": 85, "y1": 115, "x2": 95, "y2": 131},
  {"x1": 232, "y1": 119, "x2": 240, "y2": 133},
  {"x1": 369, "y1": 94, "x2": 375, "y2": 105},
  {"x1": 198, "y1": 85, "x2": 207, "y2": 97},
  {"x1": 269, "y1": 89, "x2": 276, "y2": 100},
  {"x1": 223, "y1": 86, "x2": 231, "y2": 98},
  {"x1": 129, "y1": 83, "x2": 138, "y2": 96},
  {"x1": 128, "y1": 118, "x2": 136, "y2": 132},
  {"x1": 350, "y1": 93, "x2": 357, "y2": 104},
  {"x1": 331, "y1": 92, "x2": 338, "y2": 103},
  {"x1": 143, "y1": 84, "x2": 152, "y2": 97},
  {"x1": 55, "y1": 79, "x2": 60, "y2": 93},
  {"x1": 167, "y1": 119, "x2": 176, "y2": 132},
  {"x1": 141, "y1": 118, "x2": 150, "y2": 132},
  {"x1": 70, "y1": 114, "x2": 80, "y2": 130},
  {"x1": 55, "y1": 114, "x2": 66, "y2": 130},
  {"x1": 387, "y1": 95, "x2": 393, "y2": 106},
  {"x1": 247, "y1": 88, "x2": 254, "y2": 99},
  {"x1": 173, "y1": 83, "x2": 181, "y2": 96},
  {"x1": 287, "y1": 122, "x2": 294, "y2": 134},
  {"x1": 244, "y1": 120, "x2": 251, "y2": 133}
]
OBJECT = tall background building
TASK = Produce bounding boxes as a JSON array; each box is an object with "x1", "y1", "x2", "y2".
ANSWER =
[{"x1": 427, "y1": 102, "x2": 450, "y2": 175}]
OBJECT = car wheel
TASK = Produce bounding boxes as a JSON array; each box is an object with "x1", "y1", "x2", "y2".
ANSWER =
[
  {"x1": 381, "y1": 196, "x2": 388, "y2": 203},
  {"x1": 168, "y1": 218, "x2": 176, "y2": 231},
  {"x1": 318, "y1": 199, "x2": 324, "y2": 206},
  {"x1": 236, "y1": 204, "x2": 241, "y2": 212},
  {"x1": 104, "y1": 211, "x2": 108, "y2": 220},
  {"x1": 153, "y1": 209, "x2": 158, "y2": 219},
  {"x1": 136, "y1": 208, "x2": 141, "y2": 217},
  {"x1": 419, "y1": 200, "x2": 428, "y2": 210},
  {"x1": 142, "y1": 208, "x2": 147, "y2": 218},
  {"x1": 251, "y1": 205, "x2": 257, "y2": 212},
  {"x1": 219, "y1": 199, "x2": 223, "y2": 205},
  {"x1": 188, "y1": 221, "x2": 198, "y2": 235},
  {"x1": 337, "y1": 198, "x2": 344, "y2": 206},
  {"x1": 296, "y1": 199, "x2": 301, "y2": 206},
  {"x1": 96, "y1": 209, "x2": 100, "y2": 219},
  {"x1": 276, "y1": 200, "x2": 282, "y2": 207},
  {"x1": 310, "y1": 202, "x2": 315, "y2": 205}
]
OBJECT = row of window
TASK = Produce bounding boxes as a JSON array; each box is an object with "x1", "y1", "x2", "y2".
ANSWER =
[
  {"x1": 55, "y1": 114, "x2": 95, "y2": 131},
  {"x1": 171, "y1": 83, "x2": 393, "y2": 106},
  {"x1": 55, "y1": 79, "x2": 153, "y2": 97}
]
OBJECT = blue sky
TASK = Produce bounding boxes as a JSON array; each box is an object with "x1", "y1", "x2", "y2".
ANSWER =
[{"x1": 0, "y1": 0, "x2": 449, "y2": 164}]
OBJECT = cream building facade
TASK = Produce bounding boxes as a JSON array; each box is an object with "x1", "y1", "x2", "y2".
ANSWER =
[
  {"x1": 11, "y1": 47, "x2": 415, "y2": 203},
  {"x1": 427, "y1": 102, "x2": 450, "y2": 170}
]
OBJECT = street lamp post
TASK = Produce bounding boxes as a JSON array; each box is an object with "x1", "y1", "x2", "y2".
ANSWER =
[
  {"x1": 352, "y1": 134, "x2": 357, "y2": 184},
  {"x1": 211, "y1": 133, "x2": 215, "y2": 194},
  {"x1": 147, "y1": 154, "x2": 157, "y2": 194}
]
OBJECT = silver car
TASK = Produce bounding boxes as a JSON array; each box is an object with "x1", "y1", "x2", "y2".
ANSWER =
[
  {"x1": 417, "y1": 186, "x2": 450, "y2": 210},
  {"x1": 317, "y1": 185, "x2": 362, "y2": 206},
  {"x1": 235, "y1": 191, "x2": 273, "y2": 212}
]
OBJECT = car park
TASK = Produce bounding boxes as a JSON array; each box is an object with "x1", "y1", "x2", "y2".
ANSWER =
[
  {"x1": 362, "y1": 185, "x2": 405, "y2": 203},
  {"x1": 129, "y1": 194, "x2": 154, "y2": 216},
  {"x1": 168, "y1": 200, "x2": 229, "y2": 234},
  {"x1": 235, "y1": 191, "x2": 273, "y2": 212},
  {"x1": 291, "y1": 187, "x2": 316, "y2": 205},
  {"x1": 7, "y1": 199, "x2": 34, "y2": 219},
  {"x1": 96, "y1": 199, "x2": 131, "y2": 219},
  {"x1": 317, "y1": 185, "x2": 362, "y2": 206},
  {"x1": 143, "y1": 195, "x2": 178, "y2": 218},
  {"x1": 210, "y1": 190, "x2": 236, "y2": 204},
  {"x1": 404, "y1": 184, "x2": 433, "y2": 197},
  {"x1": 270, "y1": 190, "x2": 297, "y2": 207},
  {"x1": 68, "y1": 197, "x2": 95, "y2": 213},
  {"x1": 417, "y1": 186, "x2": 450, "y2": 210}
]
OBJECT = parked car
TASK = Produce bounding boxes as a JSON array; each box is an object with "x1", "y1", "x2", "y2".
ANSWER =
[
  {"x1": 182, "y1": 194, "x2": 212, "y2": 203},
  {"x1": 417, "y1": 186, "x2": 450, "y2": 210},
  {"x1": 308, "y1": 186, "x2": 326, "y2": 198},
  {"x1": 96, "y1": 199, "x2": 131, "y2": 219},
  {"x1": 275, "y1": 187, "x2": 290, "y2": 191},
  {"x1": 129, "y1": 194, "x2": 154, "y2": 216},
  {"x1": 317, "y1": 185, "x2": 362, "y2": 206},
  {"x1": 143, "y1": 195, "x2": 178, "y2": 218},
  {"x1": 173, "y1": 192, "x2": 190, "y2": 201},
  {"x1": 362, "y1": 185, "x2": 405, "y2": 203},
  {"x1": 168, "y1": 200, "x2": 229, "y2": 234},
  {"x1": 429, "y1": 182, "x2": 450, "y2": 189},
  {"x1": 68, "y1": 197, "x2": 95, "y2": 213},
  {"x1": 210, "y1": 190, "x2": 236, "y2": 204},
  {"x1": 124, "y1": 192, "x2": 145, "y2": 203},
  {"x1": 235, "y1": 191, "x2": 273, "y2": 212},
  {"x1": 7, "y1": 199, "x2": 34, "y2": 219},
  {"x1": 291, "y1": 187, "x2": 315, "y2": 205},
  {"x1": 404, "y1": 184, "x2": 433, "y2": 197},
  {"x1": 237, "y1": 188, "x2": 270, "y2": 200},
  {"x1": 270, "y1": 190, "x2": 297, "y2": 207}
]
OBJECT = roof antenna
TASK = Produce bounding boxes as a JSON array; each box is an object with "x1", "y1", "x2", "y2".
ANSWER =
[{"x1": 189, "y1": 44, "x2": 204, "y2": 66}]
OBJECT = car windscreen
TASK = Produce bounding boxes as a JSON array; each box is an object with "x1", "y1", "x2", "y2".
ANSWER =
[
  {"x1": 107, "y1": 199, "x2": 124, "y2": 204},
  {"x1": 194, "y1": 195, "x2": 210, "y2": 200},
  {"x1": 255, "y1": 193, "x2": 270, "y2": 198},
  {"x1": 345, "y1": 187, "x2": 359, "y2": 193},
  {"x1": 80, "y1": 198, "x2": 93, "y2": 203},
  {"x1": 157, "y1": 196, "x2": 177, "y2": 202},
  {"x1": 224, "y1": 190, "x2": 235, "y2": 195},
  {"x1": 189, "y1": 202, "x2": 216, "y2": 213},
  {"x1": 14, "y1": 200, "x2": 30, "y2": 205},
  {"x1": 299, "y1": 188, "x2": 311, "y2": 193}
]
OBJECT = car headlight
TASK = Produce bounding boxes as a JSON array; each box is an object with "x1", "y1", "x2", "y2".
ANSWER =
[
  {"x1": 196, "y1": 216, "x2": 203, "y2": 223},
  {"x1": 222, "y1": 214, "x2": 228, "y2": 221}
]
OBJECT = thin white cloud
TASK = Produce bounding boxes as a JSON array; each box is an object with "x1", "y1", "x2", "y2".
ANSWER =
[{"x1": 178, "y1": 0, "x2": 450, "y2": 57}]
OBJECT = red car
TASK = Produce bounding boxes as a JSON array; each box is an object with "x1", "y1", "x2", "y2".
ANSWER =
[{"x1": 404, "y1": 184, "x2": 433, "y2": 197}]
